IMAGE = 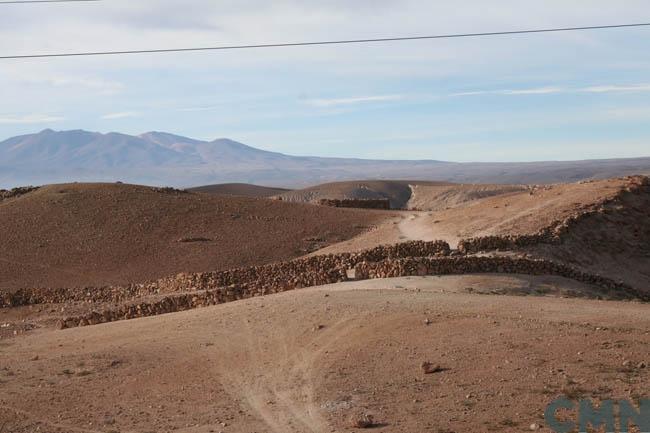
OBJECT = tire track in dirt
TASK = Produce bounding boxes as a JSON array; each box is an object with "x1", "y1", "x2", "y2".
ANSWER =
[{"x1": 215, "y1": 313, "x2": 361, "y2": 433}]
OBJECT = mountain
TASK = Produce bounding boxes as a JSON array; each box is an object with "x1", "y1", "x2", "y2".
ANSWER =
[
  {"x1": 1, "y1": 129, "x2": 649, "y2": 188},
  {"x1": 1, "y1": 129, "x2": 200, "y2": 168}
]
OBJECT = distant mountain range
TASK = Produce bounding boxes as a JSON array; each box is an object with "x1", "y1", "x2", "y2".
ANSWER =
[{"x1": 1, "y1": 129, "x2": 649, "y2": 188}]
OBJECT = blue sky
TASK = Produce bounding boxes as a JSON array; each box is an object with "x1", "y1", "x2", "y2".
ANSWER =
[{"x1": 0, "y1": 0, "x2": 649, "y2": 161}]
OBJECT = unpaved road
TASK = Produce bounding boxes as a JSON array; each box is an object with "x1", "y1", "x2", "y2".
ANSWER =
[
  {"x1": 2, "y1": 275, "x2": 648, "y2": 433},
  {"x1": 312, "y1": 177, "x2": 631, "y2": 255}
]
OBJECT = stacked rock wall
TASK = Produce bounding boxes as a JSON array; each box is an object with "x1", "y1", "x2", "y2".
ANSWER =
[
  {"x1": 0, "y1": 240, "x2": 451, "y2": 308},
  {"x1": 458, "y1": 176, "x2": 649, "y2": 254},
  {"x1": 317, "y1": 198, "x2": 391, "y2": 209},
  {"x1": 56, "y1": 254, "x2": 648, "y2": 329},
  {"x1": 353, "y1": 256, "x2": 642, "y2": 298},
  {"x1": 0, "y1": 186, "x2": 39, "y2": 201}
]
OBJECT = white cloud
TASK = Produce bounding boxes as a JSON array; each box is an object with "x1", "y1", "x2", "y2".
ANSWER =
[
  {"x1": 0, "y1": 114, "x2": 64, "y2": 124},
  {"x1": 101, "y1": 111, "x2": 140, "y2": 120},
  {"x1": 48, "y1": 77, "x2": 125, "y2": 95},
  {"x1": 506, "y1": 87, "x2": 564, "y2": 95},
  {"x1": 452, "y1": 86, "x2": 565, "y2": 97},
  {"x1": 177, "y1": 105, "x2": 221, "y2": 112},
  {"x1": 580, "y1": 84, "x2": 650, "y2": 93},
  {"x1": 452, "y1": 84, "x2": 650, "y2": 98},
  {"x1": 0, "y1": 70, "x2": 125, "y2": 95},
  {"x1": 306, "y1": 95, "x2": 404, "y2": 107}
]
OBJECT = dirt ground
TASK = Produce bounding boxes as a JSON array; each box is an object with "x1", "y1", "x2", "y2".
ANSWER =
[
  {"x1": 315, "y1": 178, "x2": 629, "y2": 251},
  {"x1": 0, "y1": 183, "x2": 391, "y2": 290},
  {"x1": 1, "y1": 176, "x2": 648, "y2": 433},
  {"x1": 188, "y1": 183, "x2": 291, "y2": 197},
  {"x1": 1, "y1": 275, "x2": 649, "y2": 433}
]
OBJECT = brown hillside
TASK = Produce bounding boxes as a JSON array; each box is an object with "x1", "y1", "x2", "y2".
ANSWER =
[
  {"x1": 188, "y1": 182, "x2": 291, "y2": 197},
  {"x1": 525, "y1": 182, "x2": 650, "y2": 290},
  {"x1": 320, "y1": 177, "x2": 632, "y2": 249},
  {"x1": 314, "y1": 177, "x2": 649, "y2": 290},
  {"x1": 0, "y1": 183, "x2": 391, "y2": 291},
  {"x1": 407, "y1": 183, "x2": 528, "y2": 211},
  {"x1": 276, "y1": 180, "x2": 453, "y2": 209}
]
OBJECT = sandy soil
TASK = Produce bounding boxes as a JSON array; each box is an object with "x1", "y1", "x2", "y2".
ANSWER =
[
  {"x1": 407, "y1": 183, "x2": 528, "y2": 211},
  {"x1": 0, "y1": 183, "x2": 392, "y2": 291},
  {"x1": 316, "y1": 178, "x2": 630, "y2": 252},
  {"x1": 1, "y1": 176, "x2": 648, "y2": 433},
  {"x1": 1, "y1": 275, "x2": 648, "y2": 433}
]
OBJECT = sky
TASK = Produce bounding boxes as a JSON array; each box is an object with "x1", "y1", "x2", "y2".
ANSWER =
[{"x1": 0, "y1": 0, "x2": 649, "y2": 162}]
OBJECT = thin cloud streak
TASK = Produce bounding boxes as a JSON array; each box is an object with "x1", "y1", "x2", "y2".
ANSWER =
[
  {"x1": 451, "y1": 87, "x2": 565, "y2": 97},
  {"x1": 101, "y1": 111, "x2": 139, "y2": 120},
  {"x1": 580, "y1": 84, "x2": 650, "y2": 93},
  {"x1": 452, "y1": 83, "x2": 650, "y2": 97},
  {"x1": 0, "y1": 114, "x2": 65, "y2": 124},
  {"x1": 306, "y1": 95, "x2": 404, "y2": 108}
]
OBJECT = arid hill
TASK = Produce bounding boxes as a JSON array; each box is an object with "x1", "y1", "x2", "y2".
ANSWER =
[
  {"x1": 276, "y1": 179, "x2": 529, "y2": 210},
  {"x1": 315, "y1": 177, "x2": 650, "y2": 290},
  {"x1": 407, "y1": 183, "x2": 529, "y2": 211},
  {"x1": 0, "y1": 183, "x2": 390, "y2": 290},
  {"x1": 188, "y1": 182, "x2": 291, "y2": 197},
  {"x1": 276, "y1": 180, "x2": 453, "y2": 209},
  {"x1": 1, "y1": 177, "x2": 649, "y2": 433}
]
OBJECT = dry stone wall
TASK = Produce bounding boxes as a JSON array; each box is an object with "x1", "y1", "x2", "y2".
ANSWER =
[
  {"x1": 57, "y1": 254, "x2": 647, "y2": 329},
  {"x1": 1, "y1": 240, "x2": 451, "y2": 308},
  {"x1": 317, "y1": 198, "x2": 391, "y2": 209},
  {"x1": 0, "y1": 186, "x2": 39, "y2": 201},
  {"x1": 354, "y1": 256, "x2": 644, "y2": 299},
  {"x1": 458, "y1": 176, "x2": 649, "y2": 254}
]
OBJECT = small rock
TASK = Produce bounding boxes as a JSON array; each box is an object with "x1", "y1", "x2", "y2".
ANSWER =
[
  {"x1": 530, "y1": 423, "x2": 541, "y2": 430},
  {"x1": 421, "y1": 361, "x2": 443, "y2": 374},
  {"x1": 637, "y1": 361, "x2": 647, "y2": 369},
  {"x1": 350, "y1": 413, "x2": 375, "y2": 428},
  {"x1": 424, "y1": 318, "x2": 431, "y2": 325}
]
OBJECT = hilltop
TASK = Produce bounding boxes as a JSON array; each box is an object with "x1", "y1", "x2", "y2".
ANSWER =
[
  {"x1": 0, "y1": 182, "x2": 389, "y2": 290},
  {"x1": 188, "y1": 183, "x2": 291, "y2": 197}
]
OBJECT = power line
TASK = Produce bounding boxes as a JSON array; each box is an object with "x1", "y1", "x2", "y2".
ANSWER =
[
  {"x1": 0, "y1": 0, "x2": 100, "y2": 3},
  {"x1": 1, "y1": 22, "x2": 649, "y2": 60}
]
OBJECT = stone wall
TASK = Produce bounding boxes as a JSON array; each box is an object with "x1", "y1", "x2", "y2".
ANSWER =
[
  {"x1": 458, "y1": 175, "x2": 649, "y2": 254},
  {"x1": 317, "y1": 198, "x2": 391, "y2": 209},
  {"x1": 56, "y1": 254, "x2": 648, "y2": 329},
  {"x1": 1, "y1": 240, "x2": 451, "y2": 308},
  {"x1": 0, "y1": 186, "x2": 39, "y2": 201},
  {"x1": 354, "y1": 256, "x2": 643, "y2": 298}
]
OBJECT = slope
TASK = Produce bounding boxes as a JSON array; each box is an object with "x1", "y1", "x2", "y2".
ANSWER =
[
  {"x1": 0, "y1": 183, "x2": 391, "y2": 290},
  {"x1": 276, "y1": 180, "x2": 454, "y2": 209},
  {"x1": 2, "y1": 278, "x2": 649, "y2": 433},
  {"x1": 188, "y1": 183, "x2": 291, "y2": 197}
]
